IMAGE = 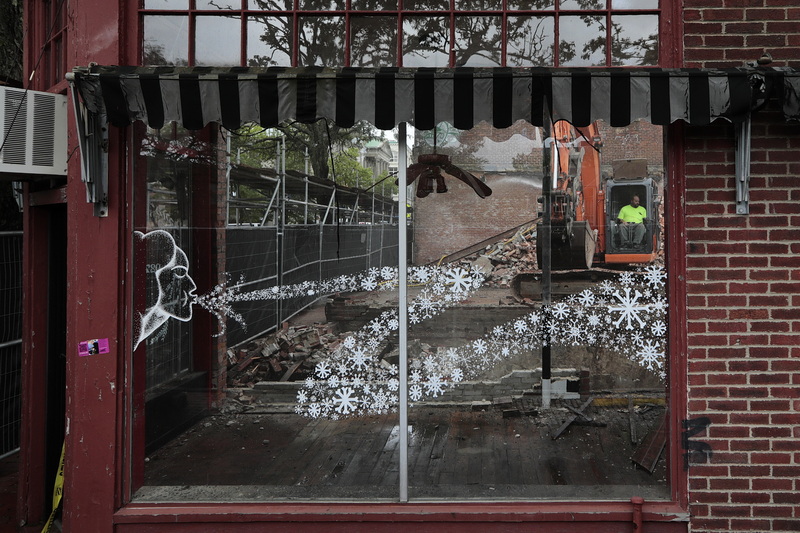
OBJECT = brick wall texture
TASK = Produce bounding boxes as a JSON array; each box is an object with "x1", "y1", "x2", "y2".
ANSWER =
[{"x1": 683, "y1": 1, "x2": 800, "y2": 532}]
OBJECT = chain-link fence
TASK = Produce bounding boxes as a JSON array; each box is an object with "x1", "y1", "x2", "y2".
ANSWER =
[
  {"x1": 0, "y1": 231, "x2": 22, "y2": 458},
  {"x1": 226, "y1": 223, "x2": 399, "y2": 347}
]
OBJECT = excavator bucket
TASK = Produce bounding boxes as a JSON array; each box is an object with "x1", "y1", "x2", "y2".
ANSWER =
[{"x1": 535, "y1": 220, "x2": 597, "y2": 271}]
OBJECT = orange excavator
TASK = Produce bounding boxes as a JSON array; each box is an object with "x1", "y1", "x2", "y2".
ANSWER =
[{"x1": 535, "y1": 120, "x2": 661, "y2": 270}]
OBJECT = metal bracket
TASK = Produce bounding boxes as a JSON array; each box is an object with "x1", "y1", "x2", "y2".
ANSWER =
[
  {"x1": 68, "y1": 78, "x2": 109, "y2": 217},
  {"x1": 734, "y1": 114, "x2": 751, "y2": 215}
]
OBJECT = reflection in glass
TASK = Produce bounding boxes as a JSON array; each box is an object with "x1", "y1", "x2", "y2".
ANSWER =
[
  {"x1": 406, "y1": 119, "x2": 668, "y2": 500},
  {"x1": 351, "y1": 17, "x2": 398, "y2": 67},
  {"x1": 299, "y1": 0, "x2": 345, "y2": 9},
  {"x1": 559, "y1": 0, "x2": 604, "y2": 8},
  {"x1": 403, "y1": 0, "x2": 449, "y2": 9},
  {"x1": 143, "y1": 0, "x2": 189, "y2": 9},
  {"x1": 613, "y1": 0, "x2": 658, "y2": 8},
  {"x1": 248, "y1": 16, "x2": 293, "y2": 66},
  {"x1": 559, "y1": 15, "x2": 605, "y2": 66},
  {"x1": 251, "y1": 0, "x2": 293, "y2": 9},
  {"x1": 611, "y1": 15, "x2": 658, "y2": 66},
  {"x1": 509, "y1": 0, "x2": 555, "y2": 8},
  {"x1": 196, "y1": 16, "x2": 242, "y2": 66},
  {"x1": 299, "y1": 16, "x2": 345, "y2": 66},
  {"x1": 196, "y1": 0, "x2": 241, "y2": 8},
  {"x1": 143, "y1": 16, "x2": 189, "y2": 66},
  {"x1": 351, "y1": 0, "x2": 398, "y2": 9},
  {"x1": 403, "y1": 17, "x2": 450, "y2": 67},
  {"x1": 506, "y1": 16, "x2": 555, "y2": 66},
  {"x1": 455, "y1": 0, "x2": 502, "y2": 9},
  {"x1": 454, "y1": 16, "x2": 502, "y2": 67}
]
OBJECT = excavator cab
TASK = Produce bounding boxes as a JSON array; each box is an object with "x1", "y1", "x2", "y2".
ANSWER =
[{"x1": 604, "y1": 177, "x2": 660, "y2": 264}]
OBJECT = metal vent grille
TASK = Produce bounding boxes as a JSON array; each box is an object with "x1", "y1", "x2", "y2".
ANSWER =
[
  {"x1": 32, "y1": 93, "x2": 56, "y2": 167},
  {"x1": 1, "y1": 91, "x2": 27, "y2": 166},
  {"x1": 0, "y1": 86, "x2": 67, "y2": 176}
]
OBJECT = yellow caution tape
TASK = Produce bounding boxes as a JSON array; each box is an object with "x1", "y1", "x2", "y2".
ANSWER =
[{"x1": 41, "y1": 441, "x2": 65, "y2": 533}]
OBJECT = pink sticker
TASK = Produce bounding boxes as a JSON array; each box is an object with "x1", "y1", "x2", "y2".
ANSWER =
[{"x1": 78, "y1": 338, "x2": 110, "y2": 357}]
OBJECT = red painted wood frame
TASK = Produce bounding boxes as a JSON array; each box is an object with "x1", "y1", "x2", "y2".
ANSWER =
[{"x1": 19, "y1": 0, "x2": 689, "y2": 531}]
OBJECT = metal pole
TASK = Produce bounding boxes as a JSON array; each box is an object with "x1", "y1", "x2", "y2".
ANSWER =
[
  {"x1": 398, "y1": 123, "x2": 409, "y2": 502},
  {"x1": 541, "y1": 122, "x2": 553, "y2": 409}
]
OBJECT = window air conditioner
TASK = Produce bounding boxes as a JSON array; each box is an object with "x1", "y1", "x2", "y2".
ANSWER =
[{"x1": 0, "y1": 86, "x2": 68, "y2": 177}]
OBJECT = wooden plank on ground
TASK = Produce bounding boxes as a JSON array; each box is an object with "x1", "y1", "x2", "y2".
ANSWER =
[{"x1": 631, "y1": 412, "x2": 666, "y2": 473}]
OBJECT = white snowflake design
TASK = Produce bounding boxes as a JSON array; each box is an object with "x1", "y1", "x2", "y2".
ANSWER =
[{"x1": 288, "y1": 263, "x2": 667, "y2": 419}]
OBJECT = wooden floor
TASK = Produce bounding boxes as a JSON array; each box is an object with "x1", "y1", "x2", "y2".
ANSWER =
[{"x1": 139, "y1": 400, "x2": 669, "y2": 501}]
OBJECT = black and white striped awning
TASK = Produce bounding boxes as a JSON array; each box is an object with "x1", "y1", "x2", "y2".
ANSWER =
[{"x1": 72, "y1": 65, "x2": 800, "y2": 131}]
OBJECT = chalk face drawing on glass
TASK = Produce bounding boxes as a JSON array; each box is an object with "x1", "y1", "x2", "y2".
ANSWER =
[{"x1": 134, "y1": 230, "x2": 197, "y2": 350}]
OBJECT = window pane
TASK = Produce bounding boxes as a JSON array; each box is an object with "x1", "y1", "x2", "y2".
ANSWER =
[
  {"x1": 560, "y1": 0, "x2": 605, "y2": 8},
  {"x1": 407, "y1": 120, "x2": 668, "y2": 500},
  {"x1": 299, "y1": 0, "x2": 345, "y2": 9},
  {"x1": 351, "y1": 17, "x2": 398, "y2": 67},
  {"x1": 559, "y1": 15, "x2": 605, "y2": 66},
  {"x1": 196, "y1": 16, "x2": 242, "y2": 66},
  {"x1": 611, "y1": 14, "x2": 658, "y2": 66},
  {"x1": 455, "y1": 0, "x2": 502, "y2": 9},
  {"x1": 196, "y1": 0, "x2": 242, "y2": 9},
  {"x1": 509, "y1": 0, "x2": 555, "y2": 9},
  {"x1": 351, "y1": 0, "x2": 399, "y2": 9},
  {"x1": 250, "y1": 0, "x2": 293, "y2": 9},
  {"x1": 143, "y1": 15, "x2": 189, "y2": 66},
  {"x1": 247, "y1": 16, "x2": 293, "y2": 66},
  {"x1": 403, "y1": 16, "x2": 450, "y2": 67},
  {"x1": 506, "y1": 16, "x2": 555, "y2": 66},
  {"x1": 454, "y1": 16, "x2": 502, "y2": 67},
  {"x1": 143, "y1": 0, "x2": 189, "y2": 9},
  {"x1": 403, "y1": 0, "x2": 450, "y2": 10},
  {"x1": 613, "y1": 0, "x2": 658, "y2": 8},
  {"x1": 299, "y1": 16, "x2": 345, "y2": 66},
  {"x1": 134, "y1": 123, "x2": 403, "y2": 502}
]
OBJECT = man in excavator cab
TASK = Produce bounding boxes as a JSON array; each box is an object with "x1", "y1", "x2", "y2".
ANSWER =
[{"x1": 615, "y1": 195, "x2": 648, "y2": 248}]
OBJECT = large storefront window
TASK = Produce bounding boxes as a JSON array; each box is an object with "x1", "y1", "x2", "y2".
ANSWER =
[
  {"x1": 140, "y1": 2, "x2": 661, "y2": 67},
  {"x1": 131, "y1": 117, "x2": 669, "y2": 502}
]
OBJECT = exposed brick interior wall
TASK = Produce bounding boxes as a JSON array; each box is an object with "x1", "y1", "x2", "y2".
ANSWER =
[{"x1": 683, "y1": 2, "x2": 800, "y2": 531}]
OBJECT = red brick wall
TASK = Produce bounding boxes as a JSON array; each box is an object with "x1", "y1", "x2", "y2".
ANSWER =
[{"x1": 683, "y1": 2, "x2": 800, "y2": 531}]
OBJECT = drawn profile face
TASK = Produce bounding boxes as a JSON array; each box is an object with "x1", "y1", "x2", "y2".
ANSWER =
[
  {"x1": 156, "y1": 245, "x2": 196, "y2": 321},
  {"x1": 134, "y1": 230, "x2": 198, "y2": 350}
]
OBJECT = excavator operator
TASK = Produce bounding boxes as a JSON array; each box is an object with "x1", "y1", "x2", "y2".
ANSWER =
[{"x1": 616, "y1": 195, "x2": 648, "y2": 247}]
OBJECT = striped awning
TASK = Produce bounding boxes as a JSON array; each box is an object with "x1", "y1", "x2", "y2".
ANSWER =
[{"x1": 72, "y1": 65, "x2": 800, "y2": 131}]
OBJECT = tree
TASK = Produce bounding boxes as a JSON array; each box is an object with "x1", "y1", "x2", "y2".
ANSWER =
[{"x1": 0, "y1": 0, "x2": 22, "y2": 87}]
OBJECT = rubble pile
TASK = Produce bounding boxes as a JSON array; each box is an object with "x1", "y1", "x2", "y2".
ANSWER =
[
  {"x1": 465, "y1": 224, "x2": 538, "y2": 288},
  {"x1": 226, "y1": 323, "x2": 340, "y2": 388}
]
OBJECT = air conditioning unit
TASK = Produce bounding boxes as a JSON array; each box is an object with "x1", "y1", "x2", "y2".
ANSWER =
[{"x1": 0, "y1": 86, "x2": 68, "y2": 177}]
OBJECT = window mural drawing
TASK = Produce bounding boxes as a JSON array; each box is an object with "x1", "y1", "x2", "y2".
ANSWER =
[{"x1": 134, "y1": 230, "x2": 197, "y2": 350}]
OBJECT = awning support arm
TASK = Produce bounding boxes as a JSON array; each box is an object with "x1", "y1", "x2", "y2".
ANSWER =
[
  {"x1": 734, "y1": 114, "x2": 752, "y2": 215},
  {"x1": 67, "y1": 73, "x2": 109, "y2": 217}
]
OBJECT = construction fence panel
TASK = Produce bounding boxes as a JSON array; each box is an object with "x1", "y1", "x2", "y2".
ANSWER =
[
  {"x1": 0, "y1": 231, "x2": 22, "y2": 458},
  {"x1": 224, "y1": 224, "x2": 399, "y2": 348}
]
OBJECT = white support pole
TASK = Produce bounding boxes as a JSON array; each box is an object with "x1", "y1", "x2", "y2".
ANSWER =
[{"x1": 398, "y1": 123, "x2": 409, "y2": 503}]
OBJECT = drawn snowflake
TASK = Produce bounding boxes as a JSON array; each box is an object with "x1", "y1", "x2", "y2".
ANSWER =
[
  {"x1": 307, "y1": 403, "x2": 322, "y2": 418},
  {"x1": 409, "y1": 384, "x2": 423, "y2": 401},
  {"x1": 577, "y1": 289, "x2": 595, "y2": 306},
  {"x1": 333, "y1": 387, "x2": 360, "y2": 414},
  {"x1": 619, "y1": 271, "x2": 635, "y2": 286},
  {"x1": 609, "y1": 288, "x2": 648, "y2": 330},
  {"x1": 451, "y1": 368, "x2": 464, "y2": 382},
  {"x1": 636, "y1": 340, "x2": 664, "y2": 370},
  {"x1": 349, "y1": 348, "x2": 370, "y2": 371},
  {"x1": 381, "y1": 266, "x2": 395, "y2": 280},
  {"x1": 587, "y1": 313, "x2": 601, "y2": 327},
  {"x1": 513, "y1": 319, "x2": 528, "y2": 334},
  {"x1": 425, "y1": 374, "x2": 445, "y2": 397},
  {"x1": 651, "y1": 320, "x2": 667, "y2": 336},
  {"x1": 473, "y1": 339, "x2": 488, "y2": 354},
  {"x1": 297, "y1": 390, "x2": 308, "y2": 404},
  {"x1": 552, "y1": 302, "x2": 570, "y2": 320},
  {"x1": 445, "y1": 267, "x2": 473, "y2": 293},
  {"x1": 315, "y1": 361, "x2": 332, "y2": 379},
  {"x1": 643, "y1": 265, "x2": 666, "y2": 289}
]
